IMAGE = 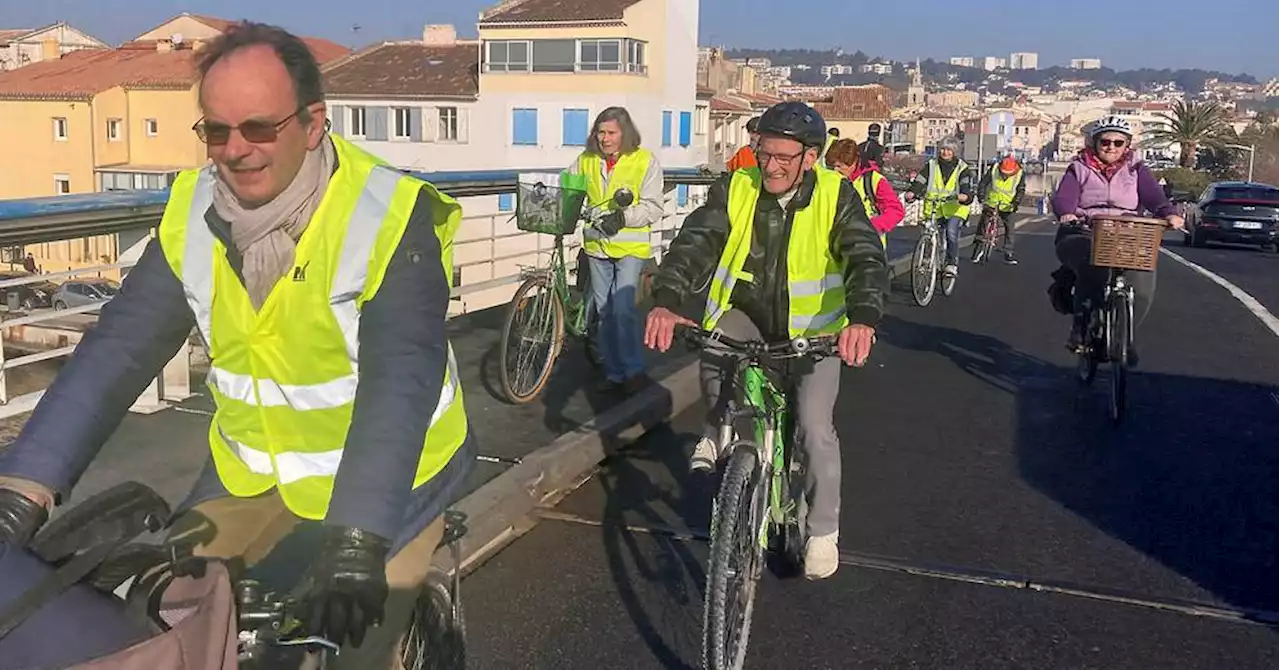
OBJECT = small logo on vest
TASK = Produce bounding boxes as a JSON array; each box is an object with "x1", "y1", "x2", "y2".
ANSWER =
[{"x1": 292, "y1": 262, "x2": 310, "y2": 282}]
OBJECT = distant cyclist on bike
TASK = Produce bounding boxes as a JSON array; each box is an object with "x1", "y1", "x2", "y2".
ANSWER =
[
  {"x1": 643, "y1": 101, "x2": 888, "y2": 580},
  {"x1": 976, "y1": 155, "x2": 1026, "y2": 265},
  {"x1": 825, "y1": 138, "x2": 905, "y2": 245},
  {"x1": 904, "y1": 136, "x2": 973, "y2": 278},
  {"x1": 1048, "y1": 115, "x2": 1184, "y2": 357}
]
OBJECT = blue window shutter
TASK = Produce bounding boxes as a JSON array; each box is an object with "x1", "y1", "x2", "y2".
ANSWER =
[
  {"x1": 330, "y1": 105, "x2": 345, "y2": 135},
  {"x1": 661, "y1": 111, "x2": 672, "y2": 147},
  {"x1": 368, "y1": 107, "x2": 388, "y2": 141},
  {"x1": 513, "y1": 108, "x2": 538, "y2": 145},
  {"x1": 679, "y1": 111, "x2": 692, "y2": 147},
  {"x1": 409, "y1": 107, "x2": 423, "y2": 142},
  {"x1": 498, "y1": 193, "x2": 514, "y2": 212},
  {"x1": 677, "y1": 184, "x2": 689, "y2": 207},
  {"x1": 562, "y1": 108, "x2": 588, "y2": 146}
]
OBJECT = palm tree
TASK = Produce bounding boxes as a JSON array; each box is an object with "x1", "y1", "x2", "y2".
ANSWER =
[{"x1": 1148, "y1": 100, "x2": 1231, "y2": 168}]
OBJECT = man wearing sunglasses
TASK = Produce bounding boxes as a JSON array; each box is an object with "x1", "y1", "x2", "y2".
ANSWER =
[
  {"x1": 1048, "y1": 114, "x2": 1185, "y2": 358},
  {"x1": 0, "y1": 21, "x2": 474, "y2": 669},
  {"x1": 643, "y1": 101, "x2": 887, "y2": 581}
]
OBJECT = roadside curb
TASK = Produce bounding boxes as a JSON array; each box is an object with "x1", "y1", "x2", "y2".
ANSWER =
[{"x1": 430, "y1": 211, "x2": 1054, "y2": 574}]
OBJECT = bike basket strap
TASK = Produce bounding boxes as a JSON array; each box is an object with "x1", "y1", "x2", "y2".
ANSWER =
[{"x1": 515, "y1": 171, "x2": 589, "y2": 236}]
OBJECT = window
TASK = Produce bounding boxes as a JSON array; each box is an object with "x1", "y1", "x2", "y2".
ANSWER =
[
  {"x1": 677, "y1": 184, "x2": 689, "y2": 207},
  {"x1": 439, "y1": 107, "x2": 459, "y2": 141},
  {"x1": 661, "y1": 111, "x2": 673, "y2": 147},
  {"x1": 53, "y1": 117, "x2": 68, "y2": 141},
  {"x1": 562, "y1": 108, "x2": 589, "y2": 146},
  {"x1": 487, "y1": 40, "x2": 530, "y2": 72},
  {"x1": 107, "y1": 118, "x2": 121, "y2": 141},
  {"x1": 532, "y1": 40, "x2": 576, "y2": 73},
  {"x1": 349, "y1": 106, "x2": 366, "y2": 137},
  {"x1": 54, "y1": 174, "x2": 70, "y2": 195},
  {"x1": 998, "y1": 124, "x2": 1007, "y2": 134},
  {"x1": 498, "y1": 193, "x2": 514, "y2": 212},
  {"x1": 393, "y1": 107, "x2": 412, "y2": 139},
  {"x1": 578, "y1": 39, "x2": 621, "y2": 72},
  {"x1": 627, "y1": 40, "x2": 647, "y2": 74},
  {"x1": 678, "y1": 111, "x2": 692, "y2": 147},
  {"x1": 694, "y1": 106, "x2": 707, "y2": 135},
  {"x1": 512, "y1": 108, "x2": 538, "y2": 146},
  {"x1": 144, "y1": 118, "x2": 158, "y2": 137}
]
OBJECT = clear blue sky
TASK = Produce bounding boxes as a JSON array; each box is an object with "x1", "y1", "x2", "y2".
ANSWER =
[{"x1": 15, "y1": 0, "x2": 1278, "y2": 76}]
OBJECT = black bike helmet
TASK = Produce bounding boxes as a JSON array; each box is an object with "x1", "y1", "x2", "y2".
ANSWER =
[
  {"x1": 746, "y1": 116, "x2": 760, "y2": 133},
  {"x1": 756, "y1": 101, "x2": 827, "y2": 149}
]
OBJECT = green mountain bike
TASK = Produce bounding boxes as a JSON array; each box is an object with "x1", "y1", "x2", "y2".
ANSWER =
[{"x1": 682, "y1": 326, "x2": 838, "y2": 670}]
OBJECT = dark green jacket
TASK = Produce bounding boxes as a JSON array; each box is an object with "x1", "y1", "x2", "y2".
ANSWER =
[{"x1": 652, "y1": 170, "x2": 888, "y2": 341}]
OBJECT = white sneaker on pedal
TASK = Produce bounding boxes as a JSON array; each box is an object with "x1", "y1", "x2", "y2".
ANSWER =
[
  {"x1": 689, "y1": 437, "x2": 720, "y2": 473},
  {"x1": 804, "y1": 532, "x2": 839, "y2": 580},
  {"x1": 943, "y1": 263, "x2": 958, "y2": 276}
]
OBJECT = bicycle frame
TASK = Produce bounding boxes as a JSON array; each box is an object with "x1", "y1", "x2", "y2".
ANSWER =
[
  {"x1": 719, "y1": 359, "x2": 796, "y2": 549},
  {"x1": 518, "y1": 233, "x2": 588, "y2": 337}
]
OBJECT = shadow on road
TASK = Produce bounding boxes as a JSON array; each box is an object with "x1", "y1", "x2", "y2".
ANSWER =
[{"x1": 877, "y1": 312, "x2": 1057, "y2": 395}]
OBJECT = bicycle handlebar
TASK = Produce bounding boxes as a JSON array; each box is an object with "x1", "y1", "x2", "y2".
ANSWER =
[
  {"x1": 237, "y1": 580, "x2": 340, "y2": 662},
  {"x1": 680, "y1": 326, "x2": 838, "y2": 361}
]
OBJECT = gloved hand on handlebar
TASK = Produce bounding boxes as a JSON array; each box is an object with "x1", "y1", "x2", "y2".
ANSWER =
[
  {"x1": 0, "y1": 486, "x2": 49, "y2": 548},
  {"x1": 289, "y1": 524, "x2": 391, "y2": 648},
  {"x1": 598, "y1": 210, "x2": 626, "y2": 237}
]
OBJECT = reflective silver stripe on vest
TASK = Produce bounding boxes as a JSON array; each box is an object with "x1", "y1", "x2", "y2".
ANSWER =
[
  {"x1": 704, "y1": 266, "x2": 735, "y2": 325},
  {"x1": 181, "y1": 171, "x2": 218, "y2": 343},
  {"x1": 219, "y1": 425, "x2": 343, "y2": 485},
  {"x1": 582, "y1": 226, "x2": 651, "y2": 244},
  {"x1": 790, "y1": 308, "x2": 845, "y2": 333},
  {"x1": 208, "y1": 366, "x2": 358, "y2": 410},
  {"x1": 788, "y1": 273, "x2": 843, "y2": 297}
]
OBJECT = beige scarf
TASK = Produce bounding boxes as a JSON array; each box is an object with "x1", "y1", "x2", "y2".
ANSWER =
[{"x1": 211, "y1": 137, "x2": 336, "y2": 309}]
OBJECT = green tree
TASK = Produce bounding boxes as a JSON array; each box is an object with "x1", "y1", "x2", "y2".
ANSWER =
[{"x1": 1147, "y1": 100, "x2": 1231, "y2": 168}]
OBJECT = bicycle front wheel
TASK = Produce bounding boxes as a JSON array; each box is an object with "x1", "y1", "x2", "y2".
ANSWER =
[
  {"x1": 1107, "y1": 293, "x2": 1131, "y2": 424},
  {"x1": 499, "y1": 276, "x2": 565, "y2": 404},
  {"x1": 703, "y1": 443, "x2": 766, "y2": 670},
  {"x1": 911, "y1": 230, "x2": 938, "y2": 306}
]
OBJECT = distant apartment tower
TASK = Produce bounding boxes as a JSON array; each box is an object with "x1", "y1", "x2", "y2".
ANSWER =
[
  {"x1": 982, "y1": 56, "x2": 1007, "y2": 71},
  {"x1": 949, "y1": 56, "x2": 974, "y2": 67},
  {"x1": 859, "y1": 62, "x2": 892, "y2": 75},
  {"x1": 1009, "y1": 52, "x2": 1038, "y2": 70},
  {"x1": 1070, "y1": 58, "x2": 1102, "y2": 69}
]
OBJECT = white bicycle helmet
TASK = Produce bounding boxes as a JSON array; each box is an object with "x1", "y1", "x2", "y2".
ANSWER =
[{"x1": 1087, "y1": 115, "x2": 1133, "y2": 139}]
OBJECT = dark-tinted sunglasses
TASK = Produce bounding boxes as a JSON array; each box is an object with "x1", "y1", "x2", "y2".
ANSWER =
[
  {"x1": 193, "y1": 107, "x2": 304, "y2": 146},
  {"x1": 1096, "y1": 138, "x2": 1128, "y2": 148}
]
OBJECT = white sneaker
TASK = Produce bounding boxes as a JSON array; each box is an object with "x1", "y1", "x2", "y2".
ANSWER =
[
  {"x1": 804, "y1": 532, "x2": 839, "y2": 580},
  {"x1": 943, "y1": 263, "x2": 958, "y2": 276},
  {"x1": 689, "y1": 437, "x2": 719, "y2": 473}
]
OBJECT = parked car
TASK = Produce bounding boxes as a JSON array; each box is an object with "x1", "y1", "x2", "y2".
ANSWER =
[
  {"x1": 0, "y1": 271, "x2": 56, "y2": 311},
  {"x1": 1183, "y1": 181, "x2": 1279, "y2": 250},
  {"x1": 52, "y1": 278, "x2": 121, "y2": 310}
]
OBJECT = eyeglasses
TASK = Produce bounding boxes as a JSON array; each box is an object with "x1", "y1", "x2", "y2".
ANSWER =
[
  {"x1": 1097, "y1": 138, "x2": 1128, "y2": 148},
  {"x1": 193, "y1": 107, "x2": 304, "y2": 145},
  {"x1": 756, "y1": 148, "x2": 806, "y2": 168}
]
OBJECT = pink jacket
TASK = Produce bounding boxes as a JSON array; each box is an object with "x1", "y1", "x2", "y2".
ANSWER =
[{"x1": 849, "y1": 162, "x2": 905, "y2": 235}]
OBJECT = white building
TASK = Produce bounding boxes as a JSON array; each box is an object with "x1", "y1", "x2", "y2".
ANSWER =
[
  {"x1": 821, "y1": 64, "x2": 854, "y2": 78},
  {"x1": 982, "y1": 56, "x2": 1007, "y2": 71},
  {"x1": 1070, "y1": 58, "x2": 1103, "y2": 70},
  {"x1": 950, "y1": 56, "x2": 974, "y2": 67},
  {"x1": 0, "y1": 22, "x2": 105, "y2": 71},
  {"x1": 859, "y1": 62, "x2": 893, "y2": 75},
  {"x1": 1009, "y1": 52, "x2": 1038, "y2": 70}
]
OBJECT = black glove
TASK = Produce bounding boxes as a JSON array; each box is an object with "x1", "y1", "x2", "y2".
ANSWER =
[
  {"x1": 0, "y1": 487, "x2": 49, "y2": 548},
  {"x1": 599, "y1": 210, "x2": 626, "y2": 237},
  {"x1": 289, "y1": 525, "x2": 391, "y2": 648}
]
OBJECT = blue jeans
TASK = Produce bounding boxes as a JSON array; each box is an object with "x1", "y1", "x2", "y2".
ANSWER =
[
  {"x1": 940, "y1": 216, "x2": 964, "y2": 266},
  {"x1": 586, "y1": 255, "x2": 646, "y2": 382}
]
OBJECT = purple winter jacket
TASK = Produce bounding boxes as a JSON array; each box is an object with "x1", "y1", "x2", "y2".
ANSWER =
[{"x1": 1052, "y1": 153, "x2": 1177, "y2": 220}]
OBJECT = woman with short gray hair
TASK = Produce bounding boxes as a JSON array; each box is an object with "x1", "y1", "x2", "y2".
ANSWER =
[{"x1": 569, "y1": 106, "x2": 664, "y2": 394}]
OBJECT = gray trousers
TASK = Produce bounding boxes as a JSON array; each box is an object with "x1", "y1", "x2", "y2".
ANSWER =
[{"x1": 700, "y1": 310, "x2": 843, "y2": 537}]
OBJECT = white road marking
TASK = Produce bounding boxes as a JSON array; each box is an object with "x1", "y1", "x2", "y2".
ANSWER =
[{"x1": 1160, "y1": 247, "x2": 1279, "y2": 336}]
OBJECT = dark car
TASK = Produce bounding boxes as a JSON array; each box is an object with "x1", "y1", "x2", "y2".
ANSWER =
[
  {"x1": 0, "y1": 271, "x2": 56, "y2": 310},
  {"x1": 1183, "y1": 181, "x2": 1279, "y2": 249}
]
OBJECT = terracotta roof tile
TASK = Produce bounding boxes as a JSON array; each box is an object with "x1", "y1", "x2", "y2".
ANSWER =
[
  {"x1": 323, "y1": 42, "x2": 478, "y2": 99},
  {"x1": 0, "y1": 29, "x2": 34, "y2": 44},
  {"x1": 811, "y1": 85, "x2": 891, "y2": 121},
  {"x1": 0, "y1": 48, "x2": 198, "y2": 100},
  {"x1": 479, "y1": 0, "x2": 641, "y2": 24},
  {"x1": 710, "y1": 95, "x2": 752, "y2": 113}
]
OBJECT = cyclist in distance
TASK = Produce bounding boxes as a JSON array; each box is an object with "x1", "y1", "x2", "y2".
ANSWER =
[
  {"x1": 1047, "y1": 115, "x2": 1184, "y2": 359},
  {"x1": 976, "y1": 154, "x2": 1027, "y2": 265},
  {"x1": 643, "y1": 101, "x2": 888, "y2": 580},
  {"x1": 903, "y1": 136, "x2": 974, "y2": 278}
]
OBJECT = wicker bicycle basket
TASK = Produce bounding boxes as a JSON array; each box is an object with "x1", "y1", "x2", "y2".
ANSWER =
[
  {"x1": 1090, "y1": 216, "x2": 1165, "y2": 271},
  {"x1": 515, "y1": 172, "x2": 588, "y2": 236}
]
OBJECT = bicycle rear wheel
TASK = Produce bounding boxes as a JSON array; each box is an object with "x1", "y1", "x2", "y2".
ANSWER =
[
  {"x1": 703, "y1": 442, "x2": 766, "y2": 670},
  {"x1": 911, "y1": 230, "x2": 938, "y2": 306},
  {"x1": 499, "y1": 276, "x2": 565, "y2": 404},
  {"x1": 1107, "y1": 292, "x2": 1131, "y2": 424}
]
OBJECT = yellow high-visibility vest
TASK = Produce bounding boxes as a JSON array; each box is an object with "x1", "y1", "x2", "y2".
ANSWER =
[
  {"x1": 984, "y1": 166, "x2": 1024, "y2": 211},
  {"x1": 580, "y1": 149, "x2": 653, "y2": 259},
  {"x1": 924, "y1": 158, "x2": 971, "y2": 220}
]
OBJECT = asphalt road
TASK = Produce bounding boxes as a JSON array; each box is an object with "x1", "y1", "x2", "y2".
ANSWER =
[{"x1": 461, "y1": 219, "x2": 1279, "y2": 669}]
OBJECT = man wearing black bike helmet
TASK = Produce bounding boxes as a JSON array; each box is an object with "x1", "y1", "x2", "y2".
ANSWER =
[{"x1": 644, "y1": 101, "x2": 887, "y2": 580}]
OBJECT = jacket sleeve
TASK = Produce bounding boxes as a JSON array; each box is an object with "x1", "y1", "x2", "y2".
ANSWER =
[
  {"x1": 1135, "y1": 163, "x2": 1177, "y2": 217},
  {"x1": 976, "y1": 168, "x2": 993, "y2": 202},
  {"x1": 1013, "y1": 173, "x2": 1027, "y2": 207},
  {"x1": 908, "y1": 170, "x2": 928, "y2": 198},
  {"x1": 651, "y1": 174, "x2": 731, "y2": 310},
  {"x1": 830, "y1": 179, "x2": 888, "y2": 327},
  {"x1": 958, "y1": 165, "x2": 976, "y2": 200},
  {"x1": 324, "y1": 189, "x2": 457, "y2": 540},
  {"x1": 870, "y1": 176, "x2": 905, "y2": 234},
  {"x1": 0, "y1": 241, "x2": 195, "y2": 500},
  {"x1": 624, "y1": 155, "x2": 665, "y2": 229},
  {"x1": 1051, "y1": 164, "x2": 1083, "y2": 217}
]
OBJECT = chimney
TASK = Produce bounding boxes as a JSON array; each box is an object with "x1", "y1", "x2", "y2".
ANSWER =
[{"x1": 423, "y1": 24, "x2": 457, "y2": 46}]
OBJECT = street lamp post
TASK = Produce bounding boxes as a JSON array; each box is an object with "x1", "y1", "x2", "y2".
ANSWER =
[{"x1": 1225, "y1": 143, "x2": 1256, "y2": 183}]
